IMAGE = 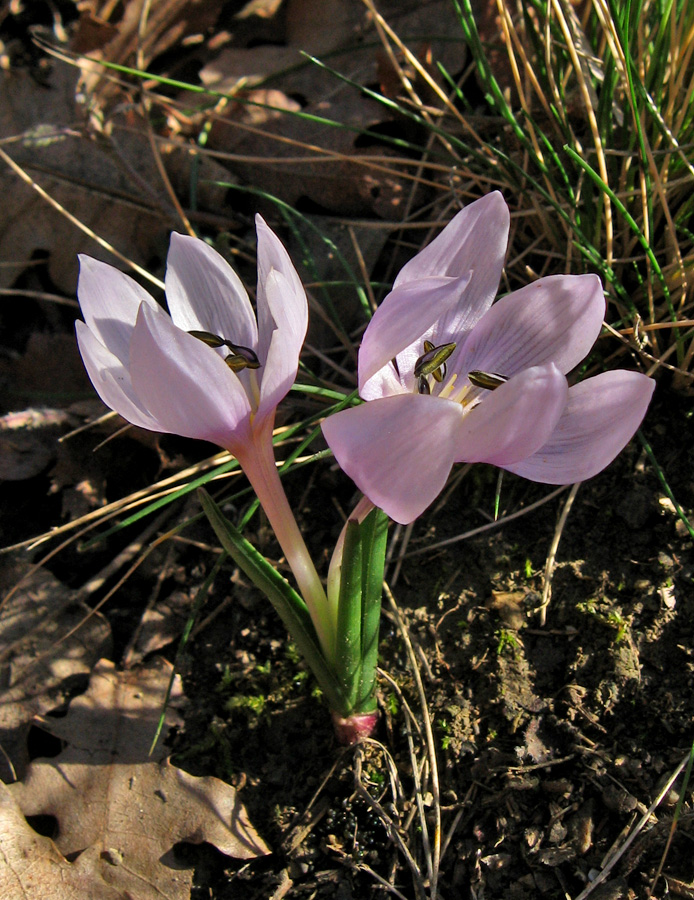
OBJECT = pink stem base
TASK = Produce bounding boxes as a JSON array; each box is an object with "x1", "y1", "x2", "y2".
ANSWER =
[{"x1": 331, "y1": 709, "x2": 379, "y2": 745}]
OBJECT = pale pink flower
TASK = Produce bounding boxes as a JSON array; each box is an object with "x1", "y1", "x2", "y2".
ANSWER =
[
  {"x1": 77, "y1": 218, "x2": 333, "y2": 653},
  {"x1": 322, "y1": 192, "x2": 655, "y2": 525},
  {"x1": 76, "y1": 216, "x2": 307, "y2": 454}
]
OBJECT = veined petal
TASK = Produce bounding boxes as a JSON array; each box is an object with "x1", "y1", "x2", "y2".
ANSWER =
[
  {"x1": 502, "y1": 370, "x2": 655, "y2": 483},
  {"x1": 322, "y1": 394, "x2": 465, "y2": 525},
  {"x1": 457, "y1": 274, "x2": 604, "y2": 378},
  {"x1": 77, "y1": 256, "x2": 159, "y2": 363},
  {"x1": 129, "y1": 304, "x2": 253, "y2": 447},
  {"x1": 455, "y1": 364, "x2": 568, "y2": 465},
  {"x1": 165, "y1": 233, "x2": 258, "y2": 351},
  {"x1": 255, "y1": 215, "x2": 307, "y2": 364},
  {"x1": 395, "y1": 191, "x2": 509, "y2": 286},
  {"x1": 394, "y1": 191, "x2": 509, "y2": 343},
  {"x1": 257, "y1": 267, "x2": 307, "y2": 423},
  {"x1": 75, "y1": 321, "x2": 161, "y2": 431},
  {"x1": 359, "y1": 274, "x2": 470, "y2": 400}
]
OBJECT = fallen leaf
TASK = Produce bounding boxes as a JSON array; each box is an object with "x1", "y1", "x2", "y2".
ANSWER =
[
  {"x1": 0, "y1": 408, "x2": 72, "y2": 481},
  {"x1": 8, "y1": 658, "x2": 269, "y2": 900},
  {"x1": 0, "y1": 782, "x2": 124, "y2": 900},
  {"x1": 0, "y1": 65, "x2": 168, "y2": 292},
  {"x1": 0, "y1": 558, "x2": 112, "y2": 781},
  {"x1": 122, "y1": 588, "x2": 193, "y2": 666},
  {"x1": 0, "y1": 333, "x2": 93, "y2": 413},
  {"x1": 285, "y1": 0, "x2": 369, "y2": 55},
  {"x1": 487, "y1": 590, "x2": 526, "y2": 630},
  {"x1": 0, "y1": 62, "x2": 227, "y2": 293}
]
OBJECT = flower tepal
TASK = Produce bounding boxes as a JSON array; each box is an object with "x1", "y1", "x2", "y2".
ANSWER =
[
  {"x1": 322, "y1": 192, "x2": 655, "y2": 525},
  {"x1": 76, "y1": 216, "x2": 307, "y2": 454},
  {"x1": 76, "y1": 220, "x2": 335, "y2": 657}
]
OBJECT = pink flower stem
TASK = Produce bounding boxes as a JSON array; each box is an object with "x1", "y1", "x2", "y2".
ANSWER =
[{"x1": 235, "y1": 424, "x2": 334, "y2": 658}]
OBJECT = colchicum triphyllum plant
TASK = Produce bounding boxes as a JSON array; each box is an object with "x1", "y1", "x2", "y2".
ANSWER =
[{"x1": 76, "y1": 194, "x2": 655, "y2": 744}]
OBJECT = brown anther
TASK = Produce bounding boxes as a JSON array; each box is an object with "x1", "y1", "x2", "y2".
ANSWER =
[{"x1": 468, "y1": 370, "x2": 508, "y2": 390}]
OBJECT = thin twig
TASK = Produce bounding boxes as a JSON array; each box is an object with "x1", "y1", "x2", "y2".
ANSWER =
[
  {"x1": 538, "y1": 482, "x2": 580, "y2": 626},
  {"x1": 400, "y1": 485, "x2": 570, "y2": 558}
]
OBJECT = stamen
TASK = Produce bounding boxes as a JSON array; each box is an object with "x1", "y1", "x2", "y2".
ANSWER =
[
  {"x1": 414, "y1": 341, "x2": 456, "y2": 379},
  {"x1": 437, "y1": 373, "x2": 458, "y2": 400},
  {"x1": 225, "y1": 353, "x2": 252, "y2": 372},
  {"x1": 224, "y1": 342, "x2": 260, "y2": 369},
  {"x1": 189, "y1": 329, "x2": 226, "y2": 348},
  {"x1": 468, "y1": 370, "x2": 508, "y2": 390},
  {"x1": 189, "y1": 330, "x2": 260, "y2": 371},
  {"x1": 418, "y1": 375, "x2": 431, "y2": 394},
  {"x1": 432, "y1": 362, "x2": 446, "y2": 383}
]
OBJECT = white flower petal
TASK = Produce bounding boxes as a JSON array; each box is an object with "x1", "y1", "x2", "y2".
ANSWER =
[
  {"x1": 359, "y1": 275, "x2": 468, "y2": 400},
  {"x1": 75, "y1": 321, "x2": 161, "y2": 431},
  {"x1": 255, "y1": 215, "x2": 307, "y2": 364},
  {"x1": 165, "y1": 233, "x2": 258, "y2": 351},
  {"x1": 458, "y1": 274, "x2": 605, "y2": 378},
  {"x1": 322, "y1": 394, "x2": 465, "y2": 525},
  {"x1": 503, "y1": 371, "x2": 655, "y2": 483},
  {"x1": 257, "y1": 268, "x2": 307, "y2": 423},
  {"x1": 128, "y1": 304, "x2": 253, "y2": 448},
  {"x1": 77, "y1": 256, "x2": 159, "y2": 363},
  {"x1": 395, "y1": 191, "x2": 510, "y2": 345},
  {"x1": 454, "y1": 364, "x2": 569, "y2": 465}
]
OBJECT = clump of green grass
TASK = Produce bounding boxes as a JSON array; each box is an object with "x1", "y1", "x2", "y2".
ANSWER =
[{"x1": 368, "y1": 0, "x2": 694, "y2": 386}]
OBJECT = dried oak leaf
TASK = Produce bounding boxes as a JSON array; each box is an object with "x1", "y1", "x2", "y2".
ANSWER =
[
  {"x1": 0, "y1": 64, "x2": 171, "y2": 293},
  {"x1": 0, "y1": 782, "x2": 124, "y2": 900},
  {"x1": 0, "y1": 61, "x2": 227, "y2": 295},
  {"x1": 0, "y1": 558, "x2": 112, "y2": 782},
  {"x1": 8, "y1": 658, "x2": 268, "y2": 900}
]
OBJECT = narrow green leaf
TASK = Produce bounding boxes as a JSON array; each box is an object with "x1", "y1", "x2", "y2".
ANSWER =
[
  {"x1": 198, "y1": 489, "x2": 350, "y2": 714},
  {"x1": 334, "y1": 517, "x2": 364, "y2": 708},
  {"x1": 355, "y1": 508, "x2": 388, "y2": 712}
]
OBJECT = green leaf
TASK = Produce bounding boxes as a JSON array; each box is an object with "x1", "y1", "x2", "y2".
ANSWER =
[
  {"x1": 356, "y1": 508, "x2": 388, "y2": 711},
  {"x1": 198, "y1": 489, "x2": 350, "y2": 715},
  {"x1": 333, "y1": 508, "x2": 388, "y2": 714},
  {"x1": 334, "y1": 517, "x2": 364, "y2": 708}
]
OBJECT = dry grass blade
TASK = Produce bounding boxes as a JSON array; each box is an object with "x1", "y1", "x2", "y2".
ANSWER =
[
  {"x1": 383, "y1": 582, "x2": 441, "y2": 900},
  {"x1": 537, "y1": 481, "x2": 580, "y2": 626},
  {"x1": 573, "y1": 753, "x2": 692, "y2": 900},
  {"x1": 400, "y1": 485, "x2": 570, "y2": 559},
  {"x1": 0, "y1": 146, "x2": 164, "y2": 289}
]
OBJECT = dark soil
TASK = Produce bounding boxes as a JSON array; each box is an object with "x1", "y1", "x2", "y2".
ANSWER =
[{"x1": 170, "y1": 388, "x2": 693, "y2": 900}]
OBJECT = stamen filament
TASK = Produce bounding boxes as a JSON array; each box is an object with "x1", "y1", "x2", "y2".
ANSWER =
[{"x1": 437, "y1": 373, "x2": 458, "y2": 400}]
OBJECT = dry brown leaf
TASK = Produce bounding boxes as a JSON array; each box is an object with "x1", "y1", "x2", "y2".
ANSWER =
[
  {"x1": 8, "y1": 658, "x2": 269, "y2": 900},
  {"x1": 0, "y1": 64, "x2": 169, "y2": 291},
  {"x1": 0, "y1": 782, "x2": 124, "y2": 900},
  {"x1": 0, "y1": 559, "x2": 112, "y2": 782},
  {"x1": 0, "y1": 408, "x2": 72, "y2": 481},
  {"x1": 206, "y1": 85, "x2": 411, "y2": 218},
  {"x1": 201, "y1": 1, "x2": 463, "y2": 218},
  {"x1": 123, "y1": 589, "x2": 193, "y2": 666},
  {"x1": 0, "y1": 62, "x2": 227, "y2": 292},
  {"x1": 0, "y1": 332, "x2": 93, "y2": 413},
  {"x1": 285, "y1": 0, "x2": 369, "y2": 55}
]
